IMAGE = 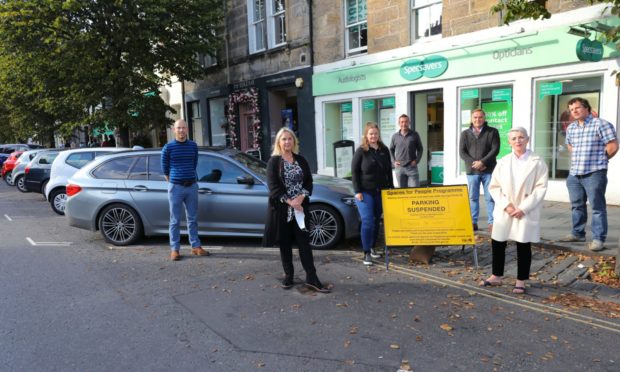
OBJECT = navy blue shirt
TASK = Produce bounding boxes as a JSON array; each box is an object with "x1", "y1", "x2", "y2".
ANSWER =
[{"x1": 161, "y1": 139, "x2": 198, "y2": 183}]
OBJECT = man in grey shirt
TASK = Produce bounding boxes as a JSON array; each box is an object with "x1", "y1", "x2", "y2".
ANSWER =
[{"x1": 390, "y1": 114, "x2": 424, "y2": 188}]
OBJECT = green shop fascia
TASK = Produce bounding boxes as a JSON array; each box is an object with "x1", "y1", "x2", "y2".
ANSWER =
[{"x1": 312, "y1": 20, "x2": 617, "y2": 97}]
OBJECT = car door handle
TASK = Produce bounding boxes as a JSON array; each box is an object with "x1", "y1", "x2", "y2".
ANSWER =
[
  {"x1": 198, "y1": 188, "x2": 213, "y2": 194},
  {"x1": 132, "y1": 185, "x2": 148, "y2": 192}
]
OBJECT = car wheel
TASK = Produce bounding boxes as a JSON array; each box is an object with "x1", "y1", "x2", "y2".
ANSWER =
[
  {"x1": 50, "y1": 188, "x2": 67, "y2": 215},
  {"x1": 3, "y1": 171, "x2": 12, "y2": 186},
  {"x1": 98, "y1": 203, "x2": 143, "y2": 246},
  {"x1": 308, "y1": 204, "x2": 343, "y2": 250},
  {"x1": 15, "y1": 175, "x2": 28, "y2": 193}
]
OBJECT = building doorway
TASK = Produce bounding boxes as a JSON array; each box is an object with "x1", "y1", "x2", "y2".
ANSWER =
[{"x1": 410, "y1": 89, "x2": 444, "y2": 185}]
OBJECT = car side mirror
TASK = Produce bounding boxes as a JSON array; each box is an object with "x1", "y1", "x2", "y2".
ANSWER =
[{"x1": 236, "y1": 175, "x2": 255, "y2": 185}]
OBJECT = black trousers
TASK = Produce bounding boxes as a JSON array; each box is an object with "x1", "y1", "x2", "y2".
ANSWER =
[
  {"x1": 491, "y1": 239, "x2": 532, "y2": 281},
  {"x1": 279, "y1": 220, "x2": 317, "y2": 281}
]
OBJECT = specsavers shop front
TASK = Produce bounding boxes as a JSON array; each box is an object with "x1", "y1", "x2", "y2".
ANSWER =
[{"x1": 312, "y1": 7, "x2": 620, "y2": 204}]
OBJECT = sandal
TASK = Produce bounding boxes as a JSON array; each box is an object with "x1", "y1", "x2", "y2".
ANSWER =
[
  {"x1": 512, "y1": 286, "x2": 526, "y2": 294},
  {"x1": 479, "y1": 279, "x2": 502, "y2": 287}
]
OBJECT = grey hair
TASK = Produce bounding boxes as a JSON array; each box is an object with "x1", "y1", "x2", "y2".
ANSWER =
[{"x1": 508, "y1": 126, "x2": 529, "y2": 139}]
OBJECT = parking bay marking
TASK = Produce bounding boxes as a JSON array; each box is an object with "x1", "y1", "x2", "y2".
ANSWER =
[
  {"x1": 373, "y1": 258, "x2": 620, "y2": 335},
  {"x1": 4, "y1": 214, "x2": 12, "y2": 221},
  {"x1": 26, "y1": 237, "x2": 73, "y2": 247}
]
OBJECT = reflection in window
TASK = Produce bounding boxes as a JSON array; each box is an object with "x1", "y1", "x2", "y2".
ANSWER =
[
  {"x1": 66, "y1": 152, "x2": 94, "y2": 169},
  {"x1": 411, "y1": 0, "x2": 442, "y2": 42},
  {"x1": 324, "y1": 101, "x2": 353, "y2": 169},
  {"x1": 345, "y1": 0, "x2": 367, "y2": 56},
  {"x1": 128, "y1": 156, "x2": 147, "y2": 180},
  {"x1": 209, "y1": 97, "x2": 228, "y2": 146},
  {"x1": 93, "y1": 157, "x2": 136, "y2": 179},
  {"x1": 197, "y1": 155, "x2": 247, "y2": 184},
  {"x1": 147, "y1": 155, "x2": 166, "y2": 181},
  {"x1": 533, "y1": 76, "x2": 602, "y2": 180}
]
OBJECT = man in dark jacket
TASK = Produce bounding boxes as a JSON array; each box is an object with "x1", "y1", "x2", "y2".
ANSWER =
[{"x1": 459, "y1": 109, "x2": 500, "y2": 232}]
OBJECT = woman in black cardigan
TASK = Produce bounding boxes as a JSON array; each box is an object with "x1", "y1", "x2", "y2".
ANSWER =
[
  {"x1": 263, "y1": 127, "x2": 330, "y2": 293},
  {"x1": 351, "y1": 122, "x2": 394, "y2": 265}
]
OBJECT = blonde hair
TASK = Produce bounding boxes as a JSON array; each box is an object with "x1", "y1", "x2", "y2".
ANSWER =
[
  {"x1": 272, "y1": 127, "x2": 300, "y2": 156},
  {"x1": 360, "y1": 122, "x2": 385, "y2": 151}
]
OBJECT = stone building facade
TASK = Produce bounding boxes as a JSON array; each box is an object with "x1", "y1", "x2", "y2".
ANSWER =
[
  {"x1": 310, "y1": 1, "x2": 620, "y2": 205},
  {"x1": 184, "y1": 0, "x2": 316, "y2": 168}
]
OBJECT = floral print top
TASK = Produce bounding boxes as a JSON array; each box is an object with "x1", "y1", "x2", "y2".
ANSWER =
[{"x1": 281, "y1": 158, "x2": 310, "y2": 222}]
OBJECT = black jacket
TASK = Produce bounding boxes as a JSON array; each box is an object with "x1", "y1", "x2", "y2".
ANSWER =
[
  {"x1": 459, "y1": 123, "x2": 500, "y2": 174},
  {"x1": 262, "y1": 153, "x2": 313, "y2": 247},
  {"x1": 351, "y1": 145, "x2": 394, "y2": 193}
]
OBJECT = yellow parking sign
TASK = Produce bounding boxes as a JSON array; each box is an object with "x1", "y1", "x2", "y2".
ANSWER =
[{"x1": 381, "y1": 185, "x2": 474, "y2": 246}]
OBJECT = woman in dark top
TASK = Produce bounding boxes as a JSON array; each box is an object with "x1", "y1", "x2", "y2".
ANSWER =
[
  {"x1": 263, "y1": 127, "x2": 330, "y2": 293},
  {"x1": 351, "y1": 122, "x2": 394, "y2": 266}
]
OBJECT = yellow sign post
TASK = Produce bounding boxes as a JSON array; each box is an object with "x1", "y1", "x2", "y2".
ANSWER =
[{"x1": 381, "y1": 185, "x2": 474, "y2": 246}]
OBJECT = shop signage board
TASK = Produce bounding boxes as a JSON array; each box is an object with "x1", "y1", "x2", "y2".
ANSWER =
[
  {"x1": 382, "y1": 97, "x2": 395, "y2": 107},
  {"x1": 381, "y1": 185, "x2": 474, "y2": 246},
  {"x1": 539, "y1": 82, "x2": 563, "y2": 100},
  {"x1": 492, "y1": 88, "x2": 512, "y2": 102},
  {"x1": 363, "y1": 100, "x2": 375, "y2": 110},
  {"x1": 576, "y1": 38, "x2": 603, "y2": 62},
  {"x1": 461, "y1": 89, "x2": 479, "y2": 100},
  {"x1": 482, "y1": 101, "x2": 513, "y2": 158},
  {"x1": 400, "y1": 55, "x2": 449, "y2": 81},
  {"x1": 312, "y1": 23, "x2": 616, "y2": 96}
]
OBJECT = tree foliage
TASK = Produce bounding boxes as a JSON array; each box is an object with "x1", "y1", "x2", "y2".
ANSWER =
[
  {"x1": 0, "y1": 0, "x2": 222, "y2": 145},
  {"x1": 491, "y1": 0, "x2": 620, "y2": 47}
]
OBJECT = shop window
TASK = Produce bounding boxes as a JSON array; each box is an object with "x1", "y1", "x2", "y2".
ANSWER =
[
  {"x1": 458, "y1": 85, "x2": 513, "y2": 173},
  {"x1": 533, "y1": 76, "x2": 602, "y2": 180},
  {"x1": 209, "y1": 97, "x2": 228, "y2": 146},
  {"x1": 361, "y1": 96, "x2": 396, "y2": 143},
  {"x1": 324, "y1": 101, "x2": 353, "y2": 168},
  {"x1": 411, "y1": 0, "x2": 442, "y2": 42},
  {"x1": 345, "y1": 0, "x2": 367, "y2": 56}
]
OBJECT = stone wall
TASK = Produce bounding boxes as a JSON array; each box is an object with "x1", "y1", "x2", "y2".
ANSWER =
[
  {"x1": 367, "y1": 0, "x2": 409, "y2": 53},
  {"x1": 188, "y1": 0, "x2": 311, "y2": 92},
  {"x1": 312, "y1": 0, "x2": 345, "y2": 65}
]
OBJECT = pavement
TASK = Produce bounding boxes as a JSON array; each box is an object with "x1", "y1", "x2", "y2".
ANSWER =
[{"x1": 476, "y1": 200, "x2": 620, "y2": 257}]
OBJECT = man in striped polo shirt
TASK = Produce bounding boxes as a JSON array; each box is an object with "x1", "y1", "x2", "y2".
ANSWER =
[
  {"x1": 561, "y1": 97, "x2": 618, "y2": 251},
  {"x1": 162, "y1": 119, "x2": 210, "y2": 261}
]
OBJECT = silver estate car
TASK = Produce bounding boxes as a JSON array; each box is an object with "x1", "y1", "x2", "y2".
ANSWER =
[{"x1": 65, "y1": 148, "x2": 359, "y2": 250}]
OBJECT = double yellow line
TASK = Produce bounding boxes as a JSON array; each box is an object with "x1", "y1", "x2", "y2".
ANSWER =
[{"x1": 363, "y1": 258, "x2": 620, "y2": 334}]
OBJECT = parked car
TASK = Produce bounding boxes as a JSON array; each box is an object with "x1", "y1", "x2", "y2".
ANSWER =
[
  {"x1": 0, "y1": 144, "x2": 44, "y2": 167},
  {"x1": 24, "y1": 149, "x2": 64, "y2": 194},
  {"x1": 45, "y1": 147, "x2": 128, "y2": 215},
  {"x1": 10, "y1": 149, "x2": 47, "y2": 191},
  {"x1": 1, "y1": 151, "x2": 24, "y2": 185},
  {"x1": 65, "y1": 148, "x2": 359, "y2": 250}
]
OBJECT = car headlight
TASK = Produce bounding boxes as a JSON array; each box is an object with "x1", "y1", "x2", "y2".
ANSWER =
[{"x1": 341, "y1": 196, "x2": 356, "y2": 206}]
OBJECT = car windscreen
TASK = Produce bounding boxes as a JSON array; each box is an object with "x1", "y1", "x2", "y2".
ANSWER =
[
  {"x1": 92, "y1": 156, "x2": 137, "y2": 179},
  {"x1": 230, "y1": 152, "x2": 267, "y2": 180},
  {"x1": 65, "y1": 152, "x2": 95, "y2": 169}
]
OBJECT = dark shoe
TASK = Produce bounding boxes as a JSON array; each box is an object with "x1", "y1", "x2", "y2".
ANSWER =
[
  {"x1": 191, "y1": 247, "x2": 210, "y2": 256},
  {"x1": 512, "y1": 286, "x2": 526, "y2": 294},
  {"x1": 363, "y1": 252, "x2": 373, "y2": 266},
  {"x1": 305, "y1": 278, "x2": 331, "y2": 293},
  {"x1": 370, "y1": 248, "x2": 381, "y2": 259},
  {"x1": 170, "y1": 250, "x2": 181, "y2": 261},
  {"x1": 473, "y1": 223, "x2": 479, "y2": 231},
  {"x1": 281, "y1": 276, "x2": 294, "y2": 289},
  {"x1": 559, "y1": 234, "x2": 585, "y2": 242}
]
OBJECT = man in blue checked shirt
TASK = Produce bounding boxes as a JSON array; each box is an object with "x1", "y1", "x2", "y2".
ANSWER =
[
  {"x1": 560, "y1": 97, "x2": 619, "y2": 251},
  {"x1": 162, "y1": 119, "x2": 210, "y2": 261}
]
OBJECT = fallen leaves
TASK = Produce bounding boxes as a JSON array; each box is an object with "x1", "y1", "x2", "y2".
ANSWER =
[
  {"x1": 390, "y1": 343, "x2": 400, "y2": 349},
  {"x1": 544, "y1": 293, "x2": 620, "y2": 319},
  {"x1": 440, "y1": 323, "x2": 453, "y2": 331}
]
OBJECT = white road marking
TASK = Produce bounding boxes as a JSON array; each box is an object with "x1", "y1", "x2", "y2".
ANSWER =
[
  {"x1": 26, "y1": 237, "x2": 72, "y2": 247},
  {"x1": 4, "y1": 214, "x2": 12, "y2": 221}
]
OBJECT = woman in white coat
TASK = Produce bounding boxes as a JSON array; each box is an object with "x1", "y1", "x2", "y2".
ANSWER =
[{"x1": 479, "y1": 127, "x2": 548, "y2": 294}]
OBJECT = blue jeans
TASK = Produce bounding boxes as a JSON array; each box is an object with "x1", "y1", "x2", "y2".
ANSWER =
[
  {"x1": 467, "y1": 173, "x2": 494, "y2": 225},
  {"x1": 355, "y1": 190, "x2": 383, "y2": 253},
  {"x1": 168, "y1": 182, "x2": 201, "y2": 250},
  {"x1": 396, "y1": 164, "x2": 420, "y2": 188},
  {"x1": 566, "y1": 169, "x2": 608, "y2": 242}
]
